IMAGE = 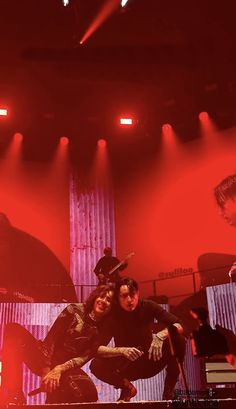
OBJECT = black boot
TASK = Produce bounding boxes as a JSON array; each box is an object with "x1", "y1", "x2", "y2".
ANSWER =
[{"x1": 117, "y1": 378, "x2": 137, "y2": 402}]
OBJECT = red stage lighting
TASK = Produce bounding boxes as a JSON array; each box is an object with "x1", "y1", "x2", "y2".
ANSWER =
[
  {"x1": 120, "y1": 118, "x2": 133, "y2": 125},
  {"x1": 199, "y1": 112, "x2": 209, "y2": 122},
  {"x1": 60, "y1": 136, "x2": 69, "y2": 146},
  {"x1": 80, "y1": 0, "x2": 120, "y2": 44},
  {"x1": 0, "y1": 108, "x2": 8, "y2": 116},
  {"x1": 97, "y1": 138, "x2": 107, "y2": 148},
  {"x1": 162, "y1": 123, "x2": 172, "y2": 133},
  {"x1": 14, "y1": 133, "x2": 23, "y2": 142}
]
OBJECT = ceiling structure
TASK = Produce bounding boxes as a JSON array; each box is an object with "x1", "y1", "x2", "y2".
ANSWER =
[{"x1": 1, "y1": 0, "x2": 236, "y2": 161}]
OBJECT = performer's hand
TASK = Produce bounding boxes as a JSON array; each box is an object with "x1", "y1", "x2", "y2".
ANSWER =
[
  {"x1": 148, "y1": 335, "x2": 164, "y2": 361},
  {"x1": 120, "y1": 347, "x2": 143, "y2": 361},
  {"x1": 41, "y1": 365, "x2": 62, "y2": 392}
]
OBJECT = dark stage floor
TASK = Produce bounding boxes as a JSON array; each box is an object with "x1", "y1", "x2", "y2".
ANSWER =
[{"x1": 3, "y1": 399, "x2": 236, "y2": 409}]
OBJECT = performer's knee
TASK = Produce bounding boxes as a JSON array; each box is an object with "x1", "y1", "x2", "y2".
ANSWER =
[
  {"x1": 47, "y1": 369, "x2": 98, "y2": 403},
  {"x1": 90, "y1": 358, "x2": 102, "y2": 378},
  {"x1": 3, "y1": 323, "x2": 25, "y2": 346},
  {"x1": 4, "y1": 323, "x2": 22, "y2": 335}
]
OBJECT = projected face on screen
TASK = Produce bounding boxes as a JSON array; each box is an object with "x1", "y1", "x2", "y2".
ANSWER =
[
  {"x1": 214, "y1": 174, "x2": 236, "y2": 228},
  {"x1": 219, "y1": 198, "x2": 236, "y2": 227}
]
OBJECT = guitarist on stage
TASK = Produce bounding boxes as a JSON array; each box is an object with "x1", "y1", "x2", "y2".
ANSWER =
[{"x1": 94, "y1": 247, "x2": 128, "y2": 285}]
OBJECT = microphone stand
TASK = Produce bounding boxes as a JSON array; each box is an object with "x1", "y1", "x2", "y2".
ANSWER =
[{"x1": 168, "y1": 325, "x2": 190, "y2": 400}]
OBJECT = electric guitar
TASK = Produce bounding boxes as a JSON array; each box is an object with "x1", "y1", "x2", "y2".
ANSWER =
[{"x1": 98, "y1": 252, "x2": 135, "y2": 285}]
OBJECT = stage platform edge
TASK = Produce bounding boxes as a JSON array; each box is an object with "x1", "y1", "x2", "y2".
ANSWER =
[{"x1": 3, "y1": 399, "x2": 236, "y2": 409}]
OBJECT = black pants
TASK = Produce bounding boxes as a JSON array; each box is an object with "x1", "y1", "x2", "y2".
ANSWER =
[
  {"x1": 46, "y1": 367, "x2": 98, "y2": 403},
  {"x1": 1, "y1": 323, "x2": 98, "y2": 403},
  {"x1": 90, "y1": 337, "x2": 186, "y2": 400}
]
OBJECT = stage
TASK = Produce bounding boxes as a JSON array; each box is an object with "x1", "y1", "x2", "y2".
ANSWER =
[{"x1": 4, "y1": 400, "x2": 236, "y2": 409}]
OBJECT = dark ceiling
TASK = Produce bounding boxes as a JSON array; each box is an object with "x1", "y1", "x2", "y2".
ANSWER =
[{"x1": 1, "y1": 0, "x2": 236, "y2": 162}]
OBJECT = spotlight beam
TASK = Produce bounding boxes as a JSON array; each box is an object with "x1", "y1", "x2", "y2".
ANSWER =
[{"x1": 80, "y1": 0, "x2": 120, "y2": 44}]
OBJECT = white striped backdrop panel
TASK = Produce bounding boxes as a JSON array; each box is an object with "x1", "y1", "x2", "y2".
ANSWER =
[
  {"x1": 207, "y1": 283, "x2": 236, "y2": 331},
  {"x1": 70, "y1": 172, "x2": 116, "y2": 301}
]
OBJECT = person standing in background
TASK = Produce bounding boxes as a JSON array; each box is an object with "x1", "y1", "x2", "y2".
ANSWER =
[{"x1": 94, "y1": 247, "x2": 128, "y2": 285}]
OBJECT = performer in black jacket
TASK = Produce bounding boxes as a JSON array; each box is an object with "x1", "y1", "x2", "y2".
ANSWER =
[{"x1": 0, "y1": 285, "x2": 114, "y2": 405}]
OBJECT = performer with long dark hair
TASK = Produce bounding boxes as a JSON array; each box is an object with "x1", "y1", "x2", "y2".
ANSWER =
[{"x1": 0, "y1": 285, "x2": 114, "y2": 405}]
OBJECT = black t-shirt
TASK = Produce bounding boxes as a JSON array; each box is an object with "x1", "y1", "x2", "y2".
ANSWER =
[{"x1": 99, "y1": 299, "x2": 180, "y2": 352}]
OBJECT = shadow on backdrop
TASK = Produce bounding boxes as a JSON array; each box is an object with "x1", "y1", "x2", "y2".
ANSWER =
[{"x1": 0, "y1": 213, "x2": 77, "y2": 302}]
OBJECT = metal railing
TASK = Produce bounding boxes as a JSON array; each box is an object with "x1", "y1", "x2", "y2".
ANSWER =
[{"x1": 1, "y1": 263, "x2": 233, "y2": 303}]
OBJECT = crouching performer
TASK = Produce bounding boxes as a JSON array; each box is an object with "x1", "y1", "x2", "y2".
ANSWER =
[
  {"x1": 0, "y1": 285, "x2": 114, "y2": 405},
  {"x1": 90, "y1": 277, "x2": 186, "y2": 401}
]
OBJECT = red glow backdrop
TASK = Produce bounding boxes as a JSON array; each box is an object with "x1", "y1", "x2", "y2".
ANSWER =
[{"x1": 115, "y1": 127, "x2": 236, "y2": 300}]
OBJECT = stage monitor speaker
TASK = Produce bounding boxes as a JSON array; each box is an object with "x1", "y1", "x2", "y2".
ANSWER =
[{"x1": 205, "y1": 358, "x2": 236, "y2": 384}]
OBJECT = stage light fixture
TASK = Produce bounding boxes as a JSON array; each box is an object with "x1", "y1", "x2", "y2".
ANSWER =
[
  {"x1": 199, "y1": 111, "x2": 209, "y2": 121},
  {"x1": 121, "y1": 0, "x2": 129, "y2": 7},
  {"x1": 162, "y1": 123, "x2": 172, "y2": 132},
  {"x1": 14, "y1": 133, "x2": 23, "y2": 142},
  {"x1": 97, "y1": 138, "x2": 107, "y2": 148},
  {"x1": 60, "y1": 136, "x2": 69, "y2": 145},
  {"x1": 0, "y1": 108, "x2": 8, "y2": 116},
  {"x1": 120, "y1": 117, "x2": 133, "y2": 125},
  {"x1": 62, "y1": 0, "x2": 70, "y2": 6}
]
